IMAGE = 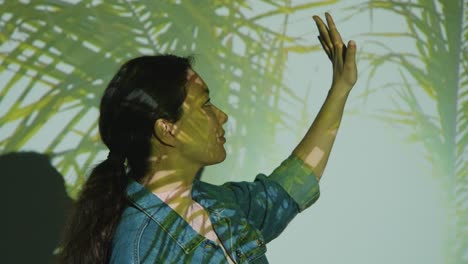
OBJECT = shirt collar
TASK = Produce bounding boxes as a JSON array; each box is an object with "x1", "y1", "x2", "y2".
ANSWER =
[{"x1": 125, "y1": 177, "x2": 205, "y2": 254}]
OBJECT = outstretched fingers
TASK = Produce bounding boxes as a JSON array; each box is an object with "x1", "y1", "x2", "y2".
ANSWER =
[
  {"x1": 313, "y1": 12, "x2": 358, "y2": 89},
  {"x1": 317, "y1": 36, "x2": 332, "y2": 60},
  {"x1": 325, "y1": 13, "x2": 345, "y2": 68},
  {"x1": 325, "y1": 12, "x2": 343, "y2": 46},
  {"x1": 314, "y1": 13, "x2": 348, "y2": 66},
  {"x1": 313, "y1": 15, "x2": 333, "y2": 58}
]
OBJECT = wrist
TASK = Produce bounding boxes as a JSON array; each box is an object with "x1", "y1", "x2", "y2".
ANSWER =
[{"x1": 329, "y1": 84, "x2": 351, "y2": 98}]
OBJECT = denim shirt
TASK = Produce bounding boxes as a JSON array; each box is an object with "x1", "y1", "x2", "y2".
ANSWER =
[{"x1": 111, "y1": 154, "x2": 320, "y2": 263}]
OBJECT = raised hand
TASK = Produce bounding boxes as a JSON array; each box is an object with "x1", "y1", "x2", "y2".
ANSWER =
[{"x1": 313, "y1": 12, "x2": 357, "y2": 95}]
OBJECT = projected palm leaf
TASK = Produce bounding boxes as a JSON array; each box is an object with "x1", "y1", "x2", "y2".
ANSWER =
[
  {"x1": 348, "y1": 1, "x2": 467, "y2": 263},
  {"x1": 0, "y1": 0, "x2": 337, "y2": 199}
]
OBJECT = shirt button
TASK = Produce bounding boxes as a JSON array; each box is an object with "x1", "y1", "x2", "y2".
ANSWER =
[{"x1": 256, "y1": 239, "x2": 265, "y2": 247}]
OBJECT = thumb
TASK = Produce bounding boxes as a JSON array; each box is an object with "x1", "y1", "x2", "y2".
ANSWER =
[{"x1": 345, "y1": 40, "x2": 357, "y2": 67}]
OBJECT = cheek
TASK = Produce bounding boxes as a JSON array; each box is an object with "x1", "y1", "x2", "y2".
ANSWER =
[
  {"x1": 206, "y1": 109, "x2": 219, "y2": 124},
  {"x1": 178, "y1": 110, "x2": 218, "y2": 145},
  {"x1": 185, "y1": 116, "x2": 212, "y2": 144}
]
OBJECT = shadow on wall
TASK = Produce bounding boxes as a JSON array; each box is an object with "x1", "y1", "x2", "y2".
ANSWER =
[{"x1": 1, "y1": 151, "x2": 72, "y2": 264}]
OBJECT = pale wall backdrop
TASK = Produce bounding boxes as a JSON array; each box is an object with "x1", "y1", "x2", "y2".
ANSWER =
[{"x1": 0, "y1": 0, "x2": 466, "y2": 263}]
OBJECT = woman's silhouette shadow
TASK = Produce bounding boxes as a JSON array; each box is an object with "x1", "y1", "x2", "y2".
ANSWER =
[{"x1": 1, "y1": 151, "x2": 72, "y2": 263}]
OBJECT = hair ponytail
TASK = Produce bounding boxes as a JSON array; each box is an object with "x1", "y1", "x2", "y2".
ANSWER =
[
  {"x1": 57, "y1": 55, "x2": 192, "y2": 263},
  {"x1": 58, "y1": 156, "x2": 127, "y2": 263}
]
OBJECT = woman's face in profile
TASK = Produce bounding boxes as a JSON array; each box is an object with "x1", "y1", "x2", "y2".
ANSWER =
[{"x1": 171, "y1": 69, "x2": 228, "y2": 166}]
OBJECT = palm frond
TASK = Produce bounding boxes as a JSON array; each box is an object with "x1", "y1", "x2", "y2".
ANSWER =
[
  {"x1": 346, "y1": 0, "x2": 467, "y2": 263},
  {"x1": 0, "y1": 0, "x2": 338, "y2": 192}
]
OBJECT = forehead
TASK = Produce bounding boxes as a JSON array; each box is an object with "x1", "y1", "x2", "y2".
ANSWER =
[{"x1": 186, "y1": 69, "x2": 209, "y2": 97}]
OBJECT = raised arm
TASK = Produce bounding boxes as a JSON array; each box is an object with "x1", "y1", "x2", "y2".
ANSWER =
[
  {"x1": 292, "y1": 13, "x2": 357, "y2": 181},
  {"x1": 266, "y1": 13, "x2": 357, "y2": 212}
]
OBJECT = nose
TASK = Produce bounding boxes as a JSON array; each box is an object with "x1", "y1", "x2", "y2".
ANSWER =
[{"x1": 216, "y1": 106, "x2": 228, "y2": 124}]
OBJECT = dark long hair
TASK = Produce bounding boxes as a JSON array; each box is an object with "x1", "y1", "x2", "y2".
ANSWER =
[{"x1": 58, "y1": 55, "x2": 193, "y2": 264}]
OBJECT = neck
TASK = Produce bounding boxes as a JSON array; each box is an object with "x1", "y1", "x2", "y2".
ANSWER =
[{"x1": 139, "y1": 153, "x2": 202, "y2": 205}]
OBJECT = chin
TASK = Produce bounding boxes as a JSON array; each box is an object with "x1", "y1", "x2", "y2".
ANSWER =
[
  {"x1": 213, "y1": 152, "x2": 227, "y2": 164},
  {"x1": 218, "y1": 152, "x2": 227, "y2": 163},
  {"x1": 209, "y1": 150, "x2": 227, "y2": 165}
]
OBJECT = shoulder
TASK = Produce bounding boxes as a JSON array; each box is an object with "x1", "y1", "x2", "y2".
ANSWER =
[
  {"x1": 195, "y1": 174, "x2": 274, "y2": 195},
  {"x1": 194, "y1": 180, "x2": 237, "y2": 202},
  {"x1": 194, "y1": 174, "x2": 298, "y2": 207},
  {"x1": 110, "y1": 205, "x2": 151, "y2": 264}
]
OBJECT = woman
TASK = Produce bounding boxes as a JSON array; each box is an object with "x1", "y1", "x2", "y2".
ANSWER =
[{"x1": 58, "y1": 13, "x2": 357, "y2": 263}]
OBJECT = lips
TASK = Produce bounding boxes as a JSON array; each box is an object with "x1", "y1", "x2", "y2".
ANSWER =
[
  {"x1": 217, "y1": 130, "x2": 226, "y2": 143},
  {"x1": 217, "y1": 130, "x2": 225, "y2": 138},
  {"x1": 218, "y1": 136, "x2": 226, "y2": 143}
]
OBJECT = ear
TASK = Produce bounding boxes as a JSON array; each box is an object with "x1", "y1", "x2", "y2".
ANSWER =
[{"x1": 153, "y1": 118, "x2": 176, "y2": 147}]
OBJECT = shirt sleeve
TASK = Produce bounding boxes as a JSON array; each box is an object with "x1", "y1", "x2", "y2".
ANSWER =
[
  {"x1": 221, "y1": 153, "x2": 320, "y2": 243},
  {"x1": 268, "y1": 153, "x2": 321, "y2": 212}
]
